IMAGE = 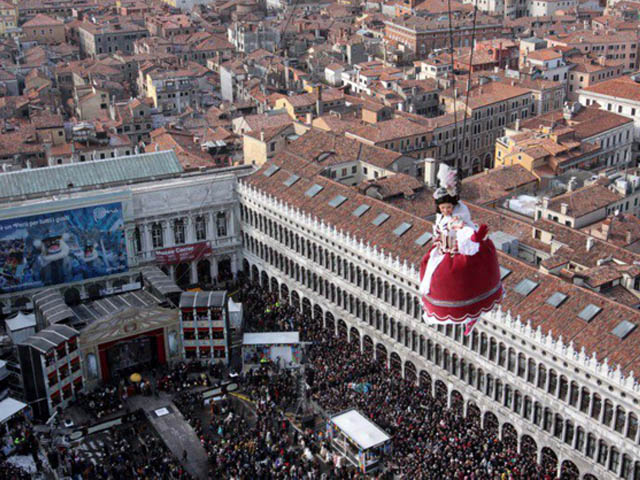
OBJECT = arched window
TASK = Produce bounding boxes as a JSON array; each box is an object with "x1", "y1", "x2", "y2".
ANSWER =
[
  {"x1": 507, "y1": 348, "x2": 516, "y2": 372},
  {"x1": 609, "y1": 447, "x2": 620, "y2": 473},
  {"x1": 537, "y1": 364, "x2": 547, "y2": 389},
  {"x1": 547, "y1": 369, "x2": 558, "y2": 395},
  {"x1": 558, "y1": 376, "x2": 568, "y2": 401},
  {"x1": 603, "y1": 400, "x2": 614, "y2": 427},
  {"x1": 523, "y1": 396, "x2": 532, "y2": 419},
  {"x1": 553, "y1": 414, "x2": 563, "y2": 438},
  {"x1": 627, "y1": 413, "x2": 638, "y2": 441},
  {"x1": 517, "y1": 353, "x2": 526, "y2": 377},
  {"x1": 597, "y1": 440, "x2": 608, "y2": 466},
  {"x1": 569, "y1": 381, "x2": 579, "y2": 407},
  {"x1": 498, "y1": 343, "x2": 507, "y2": 366},
  {"x1": 533, "y1": 401, "x2": 542, "y2": 424},
  {"x1": 527, "y1": 358, "x2": 536, "y2": 383},
  {"x1": 489, "y1": 338, "x2": 497, "y2": 361},
  {"x1": 586, "y1": 433, "x2": 596, "y2": 458},
  {"x1": 575, "y1": 427, "x2": 585, "y2": 452},
  {"x1": 564, "y1": 420, "x2": 574, "y2": 445},
  {"x1": 615, "y1": 406, "x2": 626, "y2": 433}
]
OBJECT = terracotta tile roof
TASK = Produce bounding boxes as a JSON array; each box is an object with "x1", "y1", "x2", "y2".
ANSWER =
[
  {"x1": 242, "y1": 113, "x2": 292, "y2": 132},
  {"x1": 245, "y1": 123, "x2": 293, "y2": 142},
  {"x1": 280, "y1": 129, "x2": 402, "y2": 170},
  {"x1": 346, "y1": 117, "x2": 429, "y2": 144},
  {"x1": 441, "y1": 81, "x2": 532, "y2": 110},
  {"x1": 606, "y1": 285, "x2": 640, "y2": 308},
  {"x1": 462, "y1": 165, "x2": 538, "y2": 205},
  {"x1": 583, "y1": 214, "x2": 640, "y2": 247},
  {"x1": 581, "y1": 75, "x2": 640, "y2": 102},
  {"x1": 23, "y1": 13, "x2": 63, "y2": 27},
  {"x1": 526, "y1": 48, "x2": 563, "y2": 62},
  {"x1": 547, "y1": 183, "x2": 621, "y2": 218},
  {"x1": 585, "y1": 264, "x2": 623, "y2": 288},
  {"x1": 357, "y1": 174, "x2": 424, "y2": 200},
  {"x1": 31, "y1": 113, "x2": 63, "y2": 129},
  {"x1": 520, "y1": 105, "x2": 632, "y2": 140}
]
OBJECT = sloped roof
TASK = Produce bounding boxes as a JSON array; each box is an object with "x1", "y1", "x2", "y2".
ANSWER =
[{"x1": 0, "y1": 150, "x2": 182, "y2": 201}]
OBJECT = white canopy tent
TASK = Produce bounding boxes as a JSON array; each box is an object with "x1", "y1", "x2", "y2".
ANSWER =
[
  {"x1": 0, "y1": 397, "x2": 27, "y2": 425},
  {"x1": 328, "y1": 409, "x2": 392, "y2": 473},
  {"x1": 330, "y1": 409, "x2": 391, "y2": 450}
]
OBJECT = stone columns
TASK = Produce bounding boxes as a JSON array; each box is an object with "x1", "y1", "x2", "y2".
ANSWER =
[
  {"x1": 142, "y1": 223, "x2": 152, "y2": 255},
  {"x1": 186, "y1": 215, "x2": 195, "y2": 244},
  {"x1": 190, "y1": 260, "x2": 198, "y2": 285},
  {"x1": 163, "y1": 219, "x2": 173, "y2": 247},
  {"x1": 209, "y1": 257, "x2": 218, "y2": 284}
]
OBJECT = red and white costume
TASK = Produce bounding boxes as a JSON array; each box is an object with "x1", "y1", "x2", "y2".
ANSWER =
[{"x1": 419, "y1": 203, "x2": 503, "y2": 333}]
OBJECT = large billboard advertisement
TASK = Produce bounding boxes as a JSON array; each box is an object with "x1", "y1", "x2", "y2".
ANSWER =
[{"x1": 0, "y1": 203, "x2": 128, "y2": 293}]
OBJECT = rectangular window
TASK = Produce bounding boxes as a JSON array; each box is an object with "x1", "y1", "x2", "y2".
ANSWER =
[
  {"x1": 174, "y1": 220, "x2": 185, "y2": 244},
  {"x1": 216, "y1": 212, "x2": 227, "y2": 237},
  {"x1": 195, "y1": 216, "x2": 206, "y2": 241}
]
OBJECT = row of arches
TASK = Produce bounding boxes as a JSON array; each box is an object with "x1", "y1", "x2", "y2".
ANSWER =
[
  {"x1": 243, "y1": 221, "x2": 639, "y2": 450},
  {"x1": 250, "y1": 261, "x2": 601, "y2": 479},
  {"x1": 241, "y1": 214, "x2": 639, "y2": 479}
]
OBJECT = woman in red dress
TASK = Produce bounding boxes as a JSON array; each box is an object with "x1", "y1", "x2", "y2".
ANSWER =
[{"x1": 419, "y1": 165, "x2": 503, "y2": 335}]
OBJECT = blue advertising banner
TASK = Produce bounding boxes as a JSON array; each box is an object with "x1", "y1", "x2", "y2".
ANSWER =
[{"x1": 0, "y1": 203, "x2": 128, "y2": 293}]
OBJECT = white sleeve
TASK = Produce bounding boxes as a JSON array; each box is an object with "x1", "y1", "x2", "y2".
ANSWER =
[
  {"x1": 457, "y1": 226, "x2": 480, "y2": 256},
  {"x1": 454, "y1": 201, "x2": 477, "y2": 229}
]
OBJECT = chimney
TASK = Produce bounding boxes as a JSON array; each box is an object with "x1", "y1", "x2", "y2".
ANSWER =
[
  {"x1": 586, "y1": 237, "x2": 594, "y2": 252},
  {"x1": 260, "y1": 130, "x2": 264, "y2": 142},
  {"x1": 602, "y1": 219, "x2": 611, "y2": 239},
  {"x1": 542, "y1": 196, "x2": 550, "y2": 209},
  {"x1": 424, "y1": 158, "x2": 437, "y2": 187},
  {"x1": 560, "y1": 203, "x2": 568, "y2": 215},
  {"x1": 514, "y1": 118, "x2": 521, "y2": 131},
  {"x1": 567, "y1": 176, "x2": 578, "y2": 191},
  {"x1": 316, "y1": 84, "x2": 323, "y2": 117},
  {"x1": 626, "y1": 230, "x2": 632, "y2": 244}
]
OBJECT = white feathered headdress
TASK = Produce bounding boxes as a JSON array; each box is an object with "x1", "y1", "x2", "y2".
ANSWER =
[{"x1": 433, "y1": 163, "x2": 458, "y2": 199}]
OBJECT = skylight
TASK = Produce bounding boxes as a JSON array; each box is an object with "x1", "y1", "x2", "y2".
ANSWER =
[
  {"x1": 415, "y1": 231, "x2": 432, "y2": 246},
  {"x1": 283, "y1": 174, "x2": 300, "y2": 187},
  {"x1": 263, "y1": 165, "x2": 280, "y2": 177},
  {"x1": 545, "y1": 292, "x2": 568, "y2": 308},
  {"x1": 328, "y1": 195, "x2": 348, "y2": 208},
  {"x1": 499, "y1": 266, "x2": 512, "y2": 280},
  {"x1": 352, "y1": 204, "x2": 371, "y2": 217},
  {"x1": 393, "y1": 222, "x2": 412, "y2": 237},
  {"x1": 578, "y1": 304, "x2": 602, "y2": 323},
  {"x1": 612, "y1": 320, "x2": 636, "y2": 339},
  {"x1": 304, "y1": 184, "x2": 323, "y2": 198},
  {"x1": 513, "y1": 278, "x2": 538, "y2": 296},
  {"x1": 371, "y1": 213, "x2": 390, "y2": 226}
]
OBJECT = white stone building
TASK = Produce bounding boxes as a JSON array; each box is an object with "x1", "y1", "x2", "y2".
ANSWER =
[{"x1": 237, "y1": 152, "x2": 640, "y2": 480}]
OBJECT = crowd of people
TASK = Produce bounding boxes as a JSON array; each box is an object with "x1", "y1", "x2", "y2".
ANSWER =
[
  {"x1": 224, "y1": 281, "x2": 560, "y2": 479},
  {"x1": 236, "y1": 282, "x2": 303, "y2": 333},
  {"x1": 1, "y1": 415, "x2": 40, "y2": 480},
  {"x1": 174, "y1": 364, "x2": 328, "y2": 479},
  {"x1": 74, "y1": 384, "x2": 123, "y2": 420},
  {"x1": 158, "y1": 360, "x2": 212, "y2": 393},
  {"x1": 60, "y1": 410, "x2": 192, "y2": 479}
]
